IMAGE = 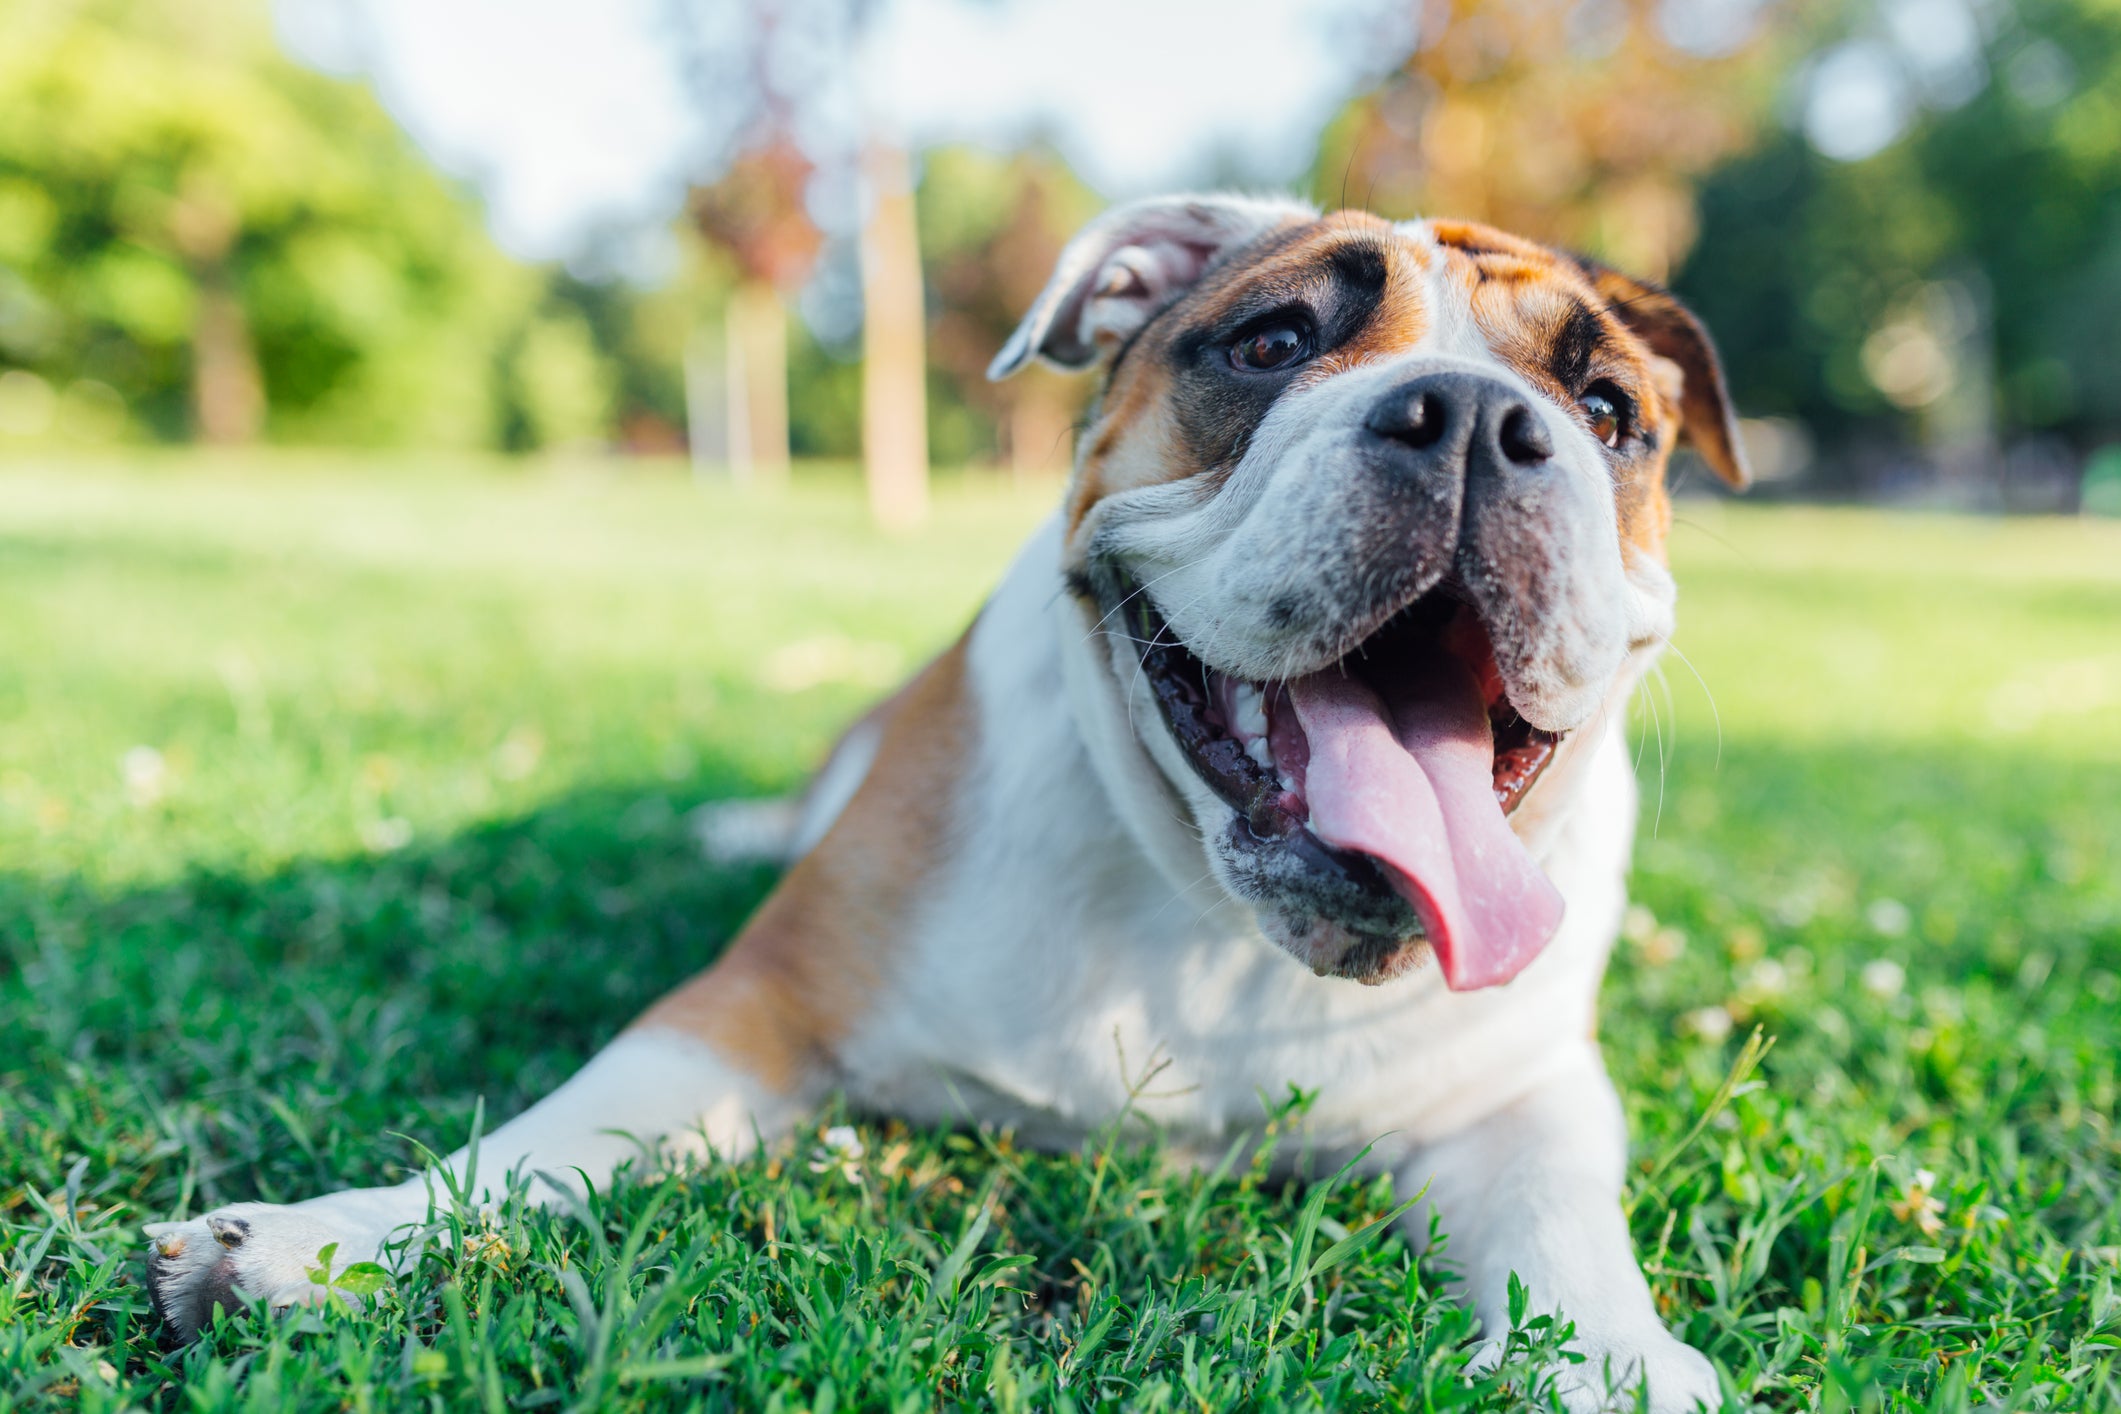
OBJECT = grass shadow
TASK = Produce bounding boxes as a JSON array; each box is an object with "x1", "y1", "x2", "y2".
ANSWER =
[{"x1": 1, "y1": 773, "x2": 782, "y2": 1213}]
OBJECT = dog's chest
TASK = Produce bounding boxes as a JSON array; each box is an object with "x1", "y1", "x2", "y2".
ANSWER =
[
  {"x1": 829, "y1": 528, "x2": 1632, "y2": 1155},
  {"x1": 839, "y1": 817, "x2": 1614, "y2": 1155}
]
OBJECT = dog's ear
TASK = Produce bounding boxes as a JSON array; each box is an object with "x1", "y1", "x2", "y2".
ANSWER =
[
  {"x1": 989, "y1": 194, "x2": 1316, "y2": 379},
  {"x1": 1573, "y1": 259, "x2": 1750, "y2": 490}
]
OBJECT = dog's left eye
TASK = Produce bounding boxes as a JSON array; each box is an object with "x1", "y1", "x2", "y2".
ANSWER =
[
  {"x1": 1230, "y1": 321, "x2": 1310, "y2": 371},
  {"x1": 1580, "y1": 382, "x2": 1632, "y2": 448}
]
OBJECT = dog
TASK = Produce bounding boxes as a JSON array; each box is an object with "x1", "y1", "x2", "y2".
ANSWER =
[{"x1": 145, "y1": 195, "x2": 1748, "y2": 1410}]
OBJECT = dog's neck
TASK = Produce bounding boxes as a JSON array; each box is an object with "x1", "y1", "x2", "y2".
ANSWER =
[{"x1": 954, "y1": 514, "x2": 1260, "y2": 940}]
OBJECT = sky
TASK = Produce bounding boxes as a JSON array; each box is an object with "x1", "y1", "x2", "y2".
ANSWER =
[
  {"x1": 270, "y1": 0, "x2": 1994, "y2": 271},
  {"x1": 275, "y1": 0, "x2": 1409, "y2": 264}
]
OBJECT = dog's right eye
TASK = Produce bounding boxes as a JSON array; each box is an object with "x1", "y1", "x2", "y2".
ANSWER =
[{"x1": 1230, "y1": 321, "x2": 1310, "y2": 371}]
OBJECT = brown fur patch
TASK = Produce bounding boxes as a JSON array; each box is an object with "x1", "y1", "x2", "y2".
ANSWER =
[
  {"x1": 1309, "y1": 241, "x2": 1427, "y2": 379},
  {"x1": 633, "y1": 633, "x2": 974, "y2": 1093}
]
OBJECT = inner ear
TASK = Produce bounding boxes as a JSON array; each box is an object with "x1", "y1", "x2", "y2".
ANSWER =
[{"x1": 989, "y1": 195, "x2": 1316, "y2": 380}]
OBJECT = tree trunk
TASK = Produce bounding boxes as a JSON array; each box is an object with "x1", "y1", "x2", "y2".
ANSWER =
[
  {"x1": 192, "y1": 268, "x2": 263, "y2": 445},
  {"x1": 684, "y1": 325, "x2": 727, "y2": 482},
  {"x1": 724, "y1": 279, "x2": 789, "y2": 484},
  {"x1": 860, "y1": 142, "x2": 928, "y2": 531}
]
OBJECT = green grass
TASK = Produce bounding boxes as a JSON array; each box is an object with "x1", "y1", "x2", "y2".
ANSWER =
[{"x1": 2, "y1": 454, "x2": 2118, "y2": 1411}]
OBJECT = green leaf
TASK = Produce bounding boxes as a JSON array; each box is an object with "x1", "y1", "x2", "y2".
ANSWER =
[
  {"x1": 617, "y1": 1354, "x2": 736, "y2": 1384},
  {"x1": 1885, "y1": 1245, "x2": 1947, "y2": 1265},
  {"x1": 332, "y1": 1262, "x2": 393, "y2": 1297},
  {"x1": 1302, "y1": 1186, "x2": 1425, "y2": 1283},
  {"x1": 305, "y1": 1241, "x2": 341, "y2": 1287}
]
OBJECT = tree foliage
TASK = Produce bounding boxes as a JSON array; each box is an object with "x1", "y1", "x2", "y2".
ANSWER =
[
  {"x1": 1312, "y1": 0, "x2": 1787, "y2": 281},
  {"x1": 7, "y1": 0, "x2": 2120, "y2": 485},
  {"x1": 916, "y1": 146, "x2": 1099, "y2": 472},
  {"x1": 1678, "y1": 0, "x2": 2121, "y2": 473},
  {"x1": 0, "y1": 0, "x2": 598, "y2": 448}
]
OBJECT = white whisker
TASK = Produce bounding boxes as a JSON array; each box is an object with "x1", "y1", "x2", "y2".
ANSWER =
[
  {"x1": 1078, "y1": 556, "x2": 1211, "y2": 648},
  {"x1": 1641, "y1": 670, "x2": 1669, "y2": 838},
  {"x1": 1655, "y1": 636, "x2": 1722, "y2": 769}
]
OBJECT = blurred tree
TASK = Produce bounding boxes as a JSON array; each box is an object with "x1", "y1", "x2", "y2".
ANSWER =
[
  {"x1": 919, "y1": 145, "x2": 1099, "y2": 479},
  {"x1": 511, "y1": 307, "x2": 616, "y2": 451},
  {"x1": 860, "y1": 140, "x2": 927, "y2": 528},
  {"x1": 1678, "y1": 0, "x2": 2121, "y2": 494},
  {"x1": 688, "y1": 140, "x2": 819, "y2": 482},
  {"x1": 549, "y1": 261, "x2": 696, "y2": 456},
  {"x1": 0, "y1": 0, "x2": 581, "y2": 448},
  {"x1": 674, "y1": 0, "x2": 936, "y2": 524},
  {"x1": 1315, "y1": 0, "x2": 1787, "y2": 280}
]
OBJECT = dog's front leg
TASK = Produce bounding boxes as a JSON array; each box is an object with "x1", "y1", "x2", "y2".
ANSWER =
[
  {"x1": 1401, "y1": 1044, "x2": 1720, "y2": 1413},
  {"x1": 144, "y1": 634, "x2": 976, "y2": 1340},
  {"x1": 143, "y1": 991, "x2": 809, "y2": 1341}
]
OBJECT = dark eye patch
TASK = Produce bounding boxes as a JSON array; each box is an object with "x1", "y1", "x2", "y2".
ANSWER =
[
  {"x1": 1183, "y1": 237, "x2": 1395, "y2": 360},
  {"x1": 1143, "y1": 233, "x2": 1403, "y2": 479},
  {"x1": 1548, "y1": 300, "x2": 1607, "y2": 392}
]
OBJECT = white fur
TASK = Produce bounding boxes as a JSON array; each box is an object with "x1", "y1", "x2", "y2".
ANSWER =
[{"x1": 846, "y1": 523, "x2": 1629, "y2": 1153}]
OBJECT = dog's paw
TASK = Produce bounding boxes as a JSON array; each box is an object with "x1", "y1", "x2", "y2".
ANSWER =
[
  {"x1": 144, "y1": 1202, "x2": 385, "y2": 1341},
  {"x1": 1471, "y1": 1327, "x2": 1720, "y2": 1413},
  {"x1": 1556, "y1": 1328, "x2": 1720, "y2": 1413}
]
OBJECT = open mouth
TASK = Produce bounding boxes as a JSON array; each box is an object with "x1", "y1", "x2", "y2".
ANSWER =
[{"x1": 1126, "y1": 584, "x2": 1569, "y2": 990}]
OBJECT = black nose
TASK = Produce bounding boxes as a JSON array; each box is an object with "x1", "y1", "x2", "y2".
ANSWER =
[{"x1": 1364, "y1": 372, "x2": 1553, "y2": 470}]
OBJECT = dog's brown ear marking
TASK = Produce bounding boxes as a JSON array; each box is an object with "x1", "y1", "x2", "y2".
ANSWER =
[
  {"x1": 1573, "y1": 258, "x2": 1751, "y2": 490},
  {"x1": 989, "y1": 194, "x2": 1317, "y2": 378}
]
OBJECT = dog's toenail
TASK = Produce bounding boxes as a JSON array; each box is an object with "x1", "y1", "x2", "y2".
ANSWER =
[{"x1": 208, "y1": 1216, "x2": 250, "y2": 1249}]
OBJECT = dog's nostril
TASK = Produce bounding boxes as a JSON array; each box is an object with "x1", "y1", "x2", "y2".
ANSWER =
[
  {"x1": 1399, "y1": 393, "x2": 1447, "y2": 449},
  {"x1": 1370, "y1": 391, "x2": 1447, "y2": 450},
  {"x1": 1498, "y1": 406, "x2": 1553, "y2": 465}
]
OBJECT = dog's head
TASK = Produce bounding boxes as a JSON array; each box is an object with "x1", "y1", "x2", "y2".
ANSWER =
[{"x1": 994, "y1": 195, "x2": 1747, "y2": 989}]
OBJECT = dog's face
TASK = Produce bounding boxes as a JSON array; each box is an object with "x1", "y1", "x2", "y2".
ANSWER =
[{"x1": 993, "y1": 196, "x2": 1747, "y2": 989}]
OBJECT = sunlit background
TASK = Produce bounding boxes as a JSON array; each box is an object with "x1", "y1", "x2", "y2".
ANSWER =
[
  {"x1": 6, "y1": 5, "x2": 2121, "y2": 1400},
  {"x1": 4, "y1": 0, "x2": 2119, "y2": 515}
]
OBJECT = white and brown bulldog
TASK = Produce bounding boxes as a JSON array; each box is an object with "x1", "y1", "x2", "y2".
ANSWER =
[{"x1": 146, "y1": 195, "x2": 1748, "y2": 1410}]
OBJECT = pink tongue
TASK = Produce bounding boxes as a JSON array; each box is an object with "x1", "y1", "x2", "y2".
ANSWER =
[{"x1": 1288, "y1": 660, "x2": 1564, "y2": 990}]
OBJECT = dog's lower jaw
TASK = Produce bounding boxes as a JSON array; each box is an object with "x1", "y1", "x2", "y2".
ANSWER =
[{"x1": 1255, "y1": 907, "x2": 1434, "y2": 984}]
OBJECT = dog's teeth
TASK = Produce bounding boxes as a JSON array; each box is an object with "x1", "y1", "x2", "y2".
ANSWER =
[
  {"x1": 1231, "y1": 682, "x2": 1267, "y2": 740},
  {"x1": 1245, "y1": 737, "x2": 1272, "y2": 769}
]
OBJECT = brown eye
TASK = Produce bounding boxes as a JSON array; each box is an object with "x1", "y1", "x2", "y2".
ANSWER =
[
  {"x1": 1580, "y1": 382, "x2": 1630, "y2": 448},
  {"x1": 1231, "y1": 321, "x2": 1309, "y2": 371}
]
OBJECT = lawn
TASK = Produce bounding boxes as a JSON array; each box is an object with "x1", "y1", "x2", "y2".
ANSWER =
[{"x1": 2, "y1": 454, "x2": 2117, "y2": 1412}]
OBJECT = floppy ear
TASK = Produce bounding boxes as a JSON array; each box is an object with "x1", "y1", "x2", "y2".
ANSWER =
[
  {"x1": 1574, "y1": 260, "x2": 1751, "y2": 490},
  {"x1": 988, "y1": 193, "x2": 1316, "y2": 380}
]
